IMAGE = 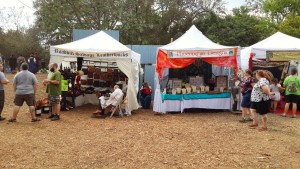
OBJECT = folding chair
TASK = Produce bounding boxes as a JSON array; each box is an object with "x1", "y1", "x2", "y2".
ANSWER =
[{"x1": 109, "y1": 94, "x2": 124, "y2": 118}]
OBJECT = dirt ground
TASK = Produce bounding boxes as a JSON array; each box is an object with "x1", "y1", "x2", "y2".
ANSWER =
[{"x1": 0, "y1": 73, "x2": 300, "y2": 169}]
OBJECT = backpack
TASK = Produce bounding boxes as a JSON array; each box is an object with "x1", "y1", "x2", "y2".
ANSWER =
[{"x1": 287, "y1": 77, "x2": 298, "y2": 92}]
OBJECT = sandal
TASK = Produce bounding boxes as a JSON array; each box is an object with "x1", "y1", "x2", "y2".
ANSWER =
[
  {"x1": 280, "y1": 114, "x2": 287, "y2": 117},
  {"x1": 248, "y1": 124, "x2": 258, "y2": 128},
  {"x1": 258, "y1": 127, "x2": 268, "y2": 132},
  {"x1": 0, "y1": 116, "x2": 6, "y2": 121},
  {"x1": 31, "y1": 118, "x2": 41, "y2": 122},
  {"x1": 291, "y1": 116, "x2": 297, "y2": 118},
  {"x1": 8, "y1": 119, "x2": 16, "y2": 122}
]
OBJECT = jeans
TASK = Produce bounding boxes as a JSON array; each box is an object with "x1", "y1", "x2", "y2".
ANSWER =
[{"x1": 140, "y1": 95, "x2": 151, "y2": 109}]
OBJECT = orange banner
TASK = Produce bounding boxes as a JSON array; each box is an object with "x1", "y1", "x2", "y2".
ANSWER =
[{"x1": 156, "y1": 48, "x2": 238, "y2": 79}]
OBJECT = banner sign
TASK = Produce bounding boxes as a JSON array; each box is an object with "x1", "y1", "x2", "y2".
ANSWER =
[
  {"x1": 50, "y1": 47, "x2": 130, "y2": 58},
  {"x1": 267, "y1": 51, "x2": 300, "y2": 61},
  {"x1": 167, "y1": 48, "x2": 235, "y2": 58}
]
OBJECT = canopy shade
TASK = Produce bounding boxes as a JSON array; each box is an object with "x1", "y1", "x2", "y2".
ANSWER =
[
  {"x1": 49, "y1": 31, "x2": 141, "y2": 114},
  {"x1": 156, "y1": 25, "x2": 238, "y2": 78},
  {"x1": 153, "y1": 25, "x2": 238, "y2": 113},
  {"x1": 241, "y1": 32, "x2": 300, "y2": 70}
]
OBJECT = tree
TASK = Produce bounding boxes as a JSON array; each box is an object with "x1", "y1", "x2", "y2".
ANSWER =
[
  {"x1": 261, "y1": 0, "x2": 300, "y2": 23},
  {"x1": 0, "y1": 28, "x2": 45, "y2": 60},
  {"x1": 279, "y1": 15, "x2": 300, "y2": 38},
  {"x1": 33, "y1": 0, "x2": 227, "y2": 45},
  {"x1": 194, "y1": 6, "x2": 275, "y2": 47}
]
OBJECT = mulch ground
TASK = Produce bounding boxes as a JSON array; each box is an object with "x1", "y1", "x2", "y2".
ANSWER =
[{"x1": 0, "y1": 73, "x2": 300, "y2": 169}]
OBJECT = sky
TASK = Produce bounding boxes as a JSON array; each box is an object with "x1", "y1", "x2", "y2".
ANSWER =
[{"x1": 0, "y1": 0, "x2": 246, "y2": 30}]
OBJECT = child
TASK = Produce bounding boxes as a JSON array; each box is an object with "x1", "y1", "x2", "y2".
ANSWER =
[{"x1": 270, "y1": 78, "x2": 284, "y2": 113}]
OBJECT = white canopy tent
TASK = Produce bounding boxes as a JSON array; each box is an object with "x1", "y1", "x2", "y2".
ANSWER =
[
  {"x1": 241, "y1": 32, "x2": 300, "y2": 70},
  {"x1": 161, "y1": 25, "x2": 237, "y2": 51},
  {"x1": 153, "y1": 25, "x2": 238, "y2": 113},
  {"x1": 50, "y1": 31, "x2": 141, "y2": 115}
]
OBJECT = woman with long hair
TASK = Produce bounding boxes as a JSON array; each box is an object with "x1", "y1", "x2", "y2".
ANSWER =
[
  {"x1": 249, "y1": 70, "x2": 273, "y2": 131},
  {"x1": 239, "y1": 69, "x2": 256, "y2": 122}
]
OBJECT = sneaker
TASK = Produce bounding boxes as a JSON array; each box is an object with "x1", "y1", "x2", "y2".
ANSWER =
[
  {"x1": 239, "y1": 118, "x2": 247, "y2": 123},
  {"x1": 0, "y1": 116, "x2": 6, "y2": 121},
  {"x1": 47, "y1": 114, "x2": 55, "y2": 119},
  {"x1": 51, "y1": 114, "x2": 60, "y2": 121}
]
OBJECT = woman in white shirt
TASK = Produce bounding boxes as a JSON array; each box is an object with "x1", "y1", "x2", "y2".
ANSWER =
[
  {"x1": 249, "y1": 70, "x2": 273, "y2": 131},
  {"x1": 269, "y1": 78, "x2": 284, "y2": 113}
]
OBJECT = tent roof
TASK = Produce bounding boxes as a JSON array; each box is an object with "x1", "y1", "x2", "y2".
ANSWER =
[
  {"x1": 51, "y1": 31, "x2": 131, "y2": 53},
  {"x1": 160, "y1": 25, "x2": 235, "y2": 51},
  {"x1": 249, "y1": 32, "x2": 300, "y2": 50},
  {"x1": 240, "y1": 32, "x2": 300, "y2": 69}
]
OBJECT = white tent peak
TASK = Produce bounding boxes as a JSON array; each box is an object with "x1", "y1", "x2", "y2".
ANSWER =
[
  {"x1": 53, "y1": 31, "x2": 130, "y2": 52},
  {"x1": 248, "y1": 31, "x2": 300, "y2": 50},
  {"x1": 160, "y1": 25, "x2": 234, "y2": 50},
  {"x1": 240, "y1": 31, "x2": 300, "y2": 69}
]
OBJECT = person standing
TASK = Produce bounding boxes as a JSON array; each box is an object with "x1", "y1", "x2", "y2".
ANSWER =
[
  {"x1": 34, "y1": 53, "x2": 40, "y2": 71},
  {"x1": 270, "y1": 78, "x2": 284, "y2": 113},
  {"x1": 239, "y1": 70, "x2": 256, "y2": 122},
  {"x1": 0, "y1": 63, "x2": 9, "y2": 121},
  {"x1": 281, "y1": 68, "x2": 300, "y2": 118},
  {"x1": 248, "y1": 71, "x2": 273, "y2": 131},
  {"x1": 43, "y1": 63, "x2": 62, "y2": 121},
  {"x1": 28, "y1": 54, "x2": 37, "y2": 74},
  {"x1": 8, "y1": 63, "x2": 40, "y2": 122},
  {"x1": 8, "y1": 55, "x2": 17, "y2": 72},
  {"x1": 17, "y1": 55, "x2": 26, "y2": 71}
]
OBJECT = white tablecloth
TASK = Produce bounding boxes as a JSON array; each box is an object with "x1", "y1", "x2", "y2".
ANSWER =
[
  {"x1": 161, "y1": 100, "x2": 182, "y2": 112},
  {"x1": 156, "y1": 97, "x2": 233, "y2": 113},
  {"x1": 180, "y1": 97, "x2": 232, "y2": 112}
]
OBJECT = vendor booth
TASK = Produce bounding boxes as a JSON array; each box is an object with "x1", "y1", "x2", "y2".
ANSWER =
[
  {"x1": 49, "y1": 31, "x2": 141, "y2": 115},
  {"x1": 153, "y1": 25, "x2": 238, "y2": 113},
  {"x1": 241, "y1": 32, "x2": 300, "y2": 111},
  {"x1": 241, "y1": 32, "x2": 300, "y2": 71}
]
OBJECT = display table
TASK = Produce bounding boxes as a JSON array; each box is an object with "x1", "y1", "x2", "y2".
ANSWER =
[
  {"x1": 66, "y1": 94, "x2": 99, "y2": 107},
  {"x1": 159, "y1": 92, "x2": 233, "y2": 113}
]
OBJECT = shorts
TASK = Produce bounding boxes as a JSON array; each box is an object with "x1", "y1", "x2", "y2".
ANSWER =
[
  {"x1": 14, "y1": 94, "x2": 35, "y2": 106},
  {"x1": 250, "y1": 100, "x2": 270, "y2": 115},
  {"x1": 48, "y1": 95, "x2": 61, "y2": 105},
  {"x1": 241, "y1": 92, "x2": 251, "y2": 108},
  {"x1": 285, "y1": 94, "x2": 299, "y2": 103}
]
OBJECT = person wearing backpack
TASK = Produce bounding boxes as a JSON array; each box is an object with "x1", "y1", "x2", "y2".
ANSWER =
[{"x1": 281, "y1": 68, "x2": 300, "y2": 118}]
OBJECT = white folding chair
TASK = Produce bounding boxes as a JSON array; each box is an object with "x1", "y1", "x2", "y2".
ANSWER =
[{"x1": 109, "y1": 94, "x2": 124, "y2": 118}]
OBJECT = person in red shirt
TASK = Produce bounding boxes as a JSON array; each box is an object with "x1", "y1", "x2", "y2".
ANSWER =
[{"x1": 140, "y1": 82, "x2": 152, "y2": 109}]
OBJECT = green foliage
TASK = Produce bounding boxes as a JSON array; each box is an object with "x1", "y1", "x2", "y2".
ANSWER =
[
  {"x1": 0, "y1": 28, "x2": 45, "y2": 60},
  {"x1": 261, "y1": 0, "x2": 300, "y2": 23},
  {"x1": 279, "y1": 15, "x2": 300, "y2": 38},
  {"x1": 195, "y1": 6, "x2": 276, "y2": 46},
  {"x1": 33, "y1": 0, "x2": 227, "y2": 45}
]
